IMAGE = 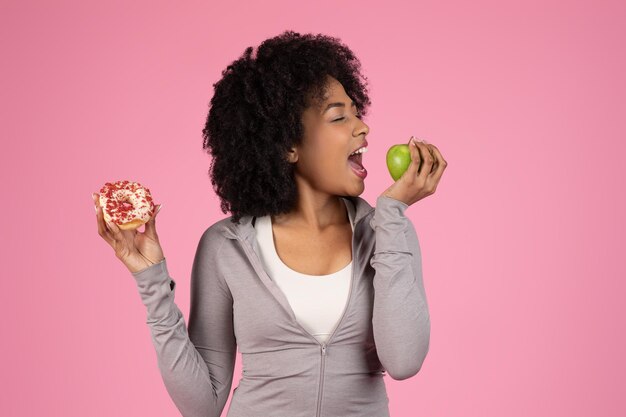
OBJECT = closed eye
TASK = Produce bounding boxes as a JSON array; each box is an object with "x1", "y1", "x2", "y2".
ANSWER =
[{"x1": 333, "y1": 112, "x2": 362, "y2": 122}]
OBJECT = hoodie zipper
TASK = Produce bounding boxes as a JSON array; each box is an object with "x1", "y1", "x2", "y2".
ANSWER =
[
  {"x1": 316, "y1": 343, "x2": 327, "y2": 417},
  {"x1": 316, "y1": 224, "x2": 360, "y2": 417},
  {"x1": 233, "y1": 215, "x2": 366, "y2": 417}
]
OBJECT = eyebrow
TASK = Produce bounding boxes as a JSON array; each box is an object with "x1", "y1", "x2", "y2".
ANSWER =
[{"x1": 322, "y1": 100, "x2": 356, "y2": 114}]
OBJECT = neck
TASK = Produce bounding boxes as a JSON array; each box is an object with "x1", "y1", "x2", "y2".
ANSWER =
[{"x1": 272, "y1": 190, "x2": 348, "y2": 232}]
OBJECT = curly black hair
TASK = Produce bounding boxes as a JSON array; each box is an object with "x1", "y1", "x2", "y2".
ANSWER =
[{"x1": 202, "y1": 30, "x2": 372, "y2": 224}]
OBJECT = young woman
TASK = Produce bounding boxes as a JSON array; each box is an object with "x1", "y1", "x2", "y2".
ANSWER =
[{"x1": 94, "y1": 30, "x2": 447, "y2": 417}]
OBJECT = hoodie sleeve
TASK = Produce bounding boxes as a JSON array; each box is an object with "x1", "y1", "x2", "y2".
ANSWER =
[
  {"x1": 131, "y1": 228, "x2": 236, "y2": 417},
  {"x1": 368, "y1": 194, "x2": 431, "y2": 380}
]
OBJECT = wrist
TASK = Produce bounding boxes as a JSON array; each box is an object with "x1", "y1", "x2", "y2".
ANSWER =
[
  {"x1": 381, "y1": 191, "x2": 408, "y2": 206},
  {"x1": 129, "y1": 257, "x2": 165, "y2": 275}
]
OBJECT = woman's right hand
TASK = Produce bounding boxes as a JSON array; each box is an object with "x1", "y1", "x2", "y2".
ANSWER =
[{"x1": 93, "y1": 193, "x2": 165, "y2": 274}]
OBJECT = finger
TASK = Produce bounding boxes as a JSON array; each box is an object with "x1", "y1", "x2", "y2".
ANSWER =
[
  {"x1": 94, "y1": 193, "x2": 114, "y2": 245},
  {"x1": 428, "y1": 145, "x2": 448, "y2": 182},
  {"x1": 105, "y1": 218, "x2": 123, "y2": 243},
  {"x1": 423, "y1": 141, "x2": 435, "y2": 163},
  {"x1": 424, "y1": 144, "x2": 437, "y2": 174},
  {"x1": 144, "y1": 204, "x2": 161, "y2": 239},
  {"x1": 414, "y1": 140, "x2": 434, "y2": 180},
  {"x1": 106, "y1": 219, "x2": 119, "y2": 233},
  {"x1": 405, "y1": 137, "x2": 422, "y2": 180}
]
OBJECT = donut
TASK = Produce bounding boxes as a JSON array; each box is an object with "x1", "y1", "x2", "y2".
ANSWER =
[{"x1": 98, "y1": 180, "x2": 156, "y2": 230}]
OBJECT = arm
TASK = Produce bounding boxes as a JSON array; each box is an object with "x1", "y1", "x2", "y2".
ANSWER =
[
  {"x1": 368, "y1": 195, "x2": 431, "y2": 380},
  {"x1": 132, "y1": 228, "x2": 236, "y2": 417}
]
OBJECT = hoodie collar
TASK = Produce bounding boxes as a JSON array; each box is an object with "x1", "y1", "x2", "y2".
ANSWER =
[{"x1": 220, "y1": 195, "x2": 375, "y2": 241}]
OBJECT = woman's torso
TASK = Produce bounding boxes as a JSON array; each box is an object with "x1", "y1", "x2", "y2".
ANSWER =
[
  {"x1": 216, "y1": 196, "x2": 389, "y2": 417},
  {"x1": 253, "y1": 198, "x2": 355, "y2": 345}
]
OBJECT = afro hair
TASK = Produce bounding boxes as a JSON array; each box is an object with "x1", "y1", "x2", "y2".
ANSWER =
[{"x1": 202, "y1": 30, "x2": 372, "y2": 224}]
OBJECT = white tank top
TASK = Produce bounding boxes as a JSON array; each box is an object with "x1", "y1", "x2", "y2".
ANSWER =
[{"x1": 254, "y1": 198, "x2": 356, "y2": 344}]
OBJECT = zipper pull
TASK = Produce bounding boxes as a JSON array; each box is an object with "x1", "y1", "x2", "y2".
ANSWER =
[{"x1": 321, "y1": 344, "x2": 327, "y2": 356}]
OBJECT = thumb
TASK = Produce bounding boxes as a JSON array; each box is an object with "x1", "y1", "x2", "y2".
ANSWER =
[
  {"x1": 144, "y1": 204, "x2": 162, "y2": 237},
  {"x1": 405, "y1": 136, "x2": 421, "y2": 179}
]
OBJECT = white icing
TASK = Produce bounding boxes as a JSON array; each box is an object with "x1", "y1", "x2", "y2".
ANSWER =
[{"x1": 99, "y1": 181, "x2": 154, "y2": 225}]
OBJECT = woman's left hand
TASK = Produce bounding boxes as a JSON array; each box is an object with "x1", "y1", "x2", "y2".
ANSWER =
[{"x1": 381, "y1": 137, "x2": 448, "y2": 207}]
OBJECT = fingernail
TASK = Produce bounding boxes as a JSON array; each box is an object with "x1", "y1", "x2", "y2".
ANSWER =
[
  {"x1": 411, "y1": 138, "x2": 417, "y2": 146},
  {"x1": 157, "y1": 204, "x2": 163, "y2": 214},
  {"x1": 94, "y1": 205, "x2": 97, "y2": 213},
  {"x1": 91, "y1": 193, "x2": 96, "y2": 201}
]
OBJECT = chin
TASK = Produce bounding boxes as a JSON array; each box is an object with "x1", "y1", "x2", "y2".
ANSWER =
[{"x1": 344, "y1": 183, "x2": 365, "y2": 197}]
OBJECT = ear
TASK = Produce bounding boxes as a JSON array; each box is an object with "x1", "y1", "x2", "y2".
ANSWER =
[{"x1": 286, "y1": 147, "x2": 298, "y2": 163}]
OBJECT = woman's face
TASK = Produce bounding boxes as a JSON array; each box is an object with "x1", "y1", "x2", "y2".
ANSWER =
[{"x1": 289, "y1": 76, "x2": 370, "y2": 197}]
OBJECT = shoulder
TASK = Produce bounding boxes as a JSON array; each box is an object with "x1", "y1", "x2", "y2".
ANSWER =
[
  {"x1": 192, "y1": 217, "x2": 239, "y2": 292},
  {"x1": 196, "y1": 217, "x2": 234, "y2": 255}
]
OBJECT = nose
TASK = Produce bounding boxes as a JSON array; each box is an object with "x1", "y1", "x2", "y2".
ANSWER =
[{"x1": 355, "y1": 118, "x2": 369, "y2": 137}]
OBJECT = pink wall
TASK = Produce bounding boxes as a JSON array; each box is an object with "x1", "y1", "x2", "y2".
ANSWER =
[{"x1": 2, "y1": 0, "x2": 625, "y2": 416}]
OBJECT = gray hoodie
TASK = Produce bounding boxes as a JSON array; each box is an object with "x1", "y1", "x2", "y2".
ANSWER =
[{"x1": 131, "y1": 194, "x2": 430, "y2": 417}]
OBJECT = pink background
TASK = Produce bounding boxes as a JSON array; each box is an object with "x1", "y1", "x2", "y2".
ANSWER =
[{"x1": 2, "y1": 0, "x2": 625, "y2": 416}]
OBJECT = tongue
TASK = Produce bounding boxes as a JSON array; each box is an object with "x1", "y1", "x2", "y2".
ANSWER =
[{"x1": 348, "y1": 154, "x2": 363, "y2": 169}]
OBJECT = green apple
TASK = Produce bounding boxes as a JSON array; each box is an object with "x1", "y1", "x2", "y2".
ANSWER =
[{"x1": 386, "y1": 144, "x2": 416, "y2": 181}]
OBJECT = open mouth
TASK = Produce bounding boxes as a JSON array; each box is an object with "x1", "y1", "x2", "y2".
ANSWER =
[
  {"x1": 348, "y1": 152, "x2": 365, "y2": 170},
  {"x1": 347, "y1": 147, "x2": 367, "y2": 178}
]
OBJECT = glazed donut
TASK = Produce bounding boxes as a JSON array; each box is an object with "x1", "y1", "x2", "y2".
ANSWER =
[{"x1": 98, "y1": 180, "x2": 156, "y2": 230}]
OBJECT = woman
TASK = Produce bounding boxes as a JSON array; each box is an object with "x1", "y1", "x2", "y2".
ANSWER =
[{"x1": 93, "y1": 30, "x2": 447, "y2": 417}]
